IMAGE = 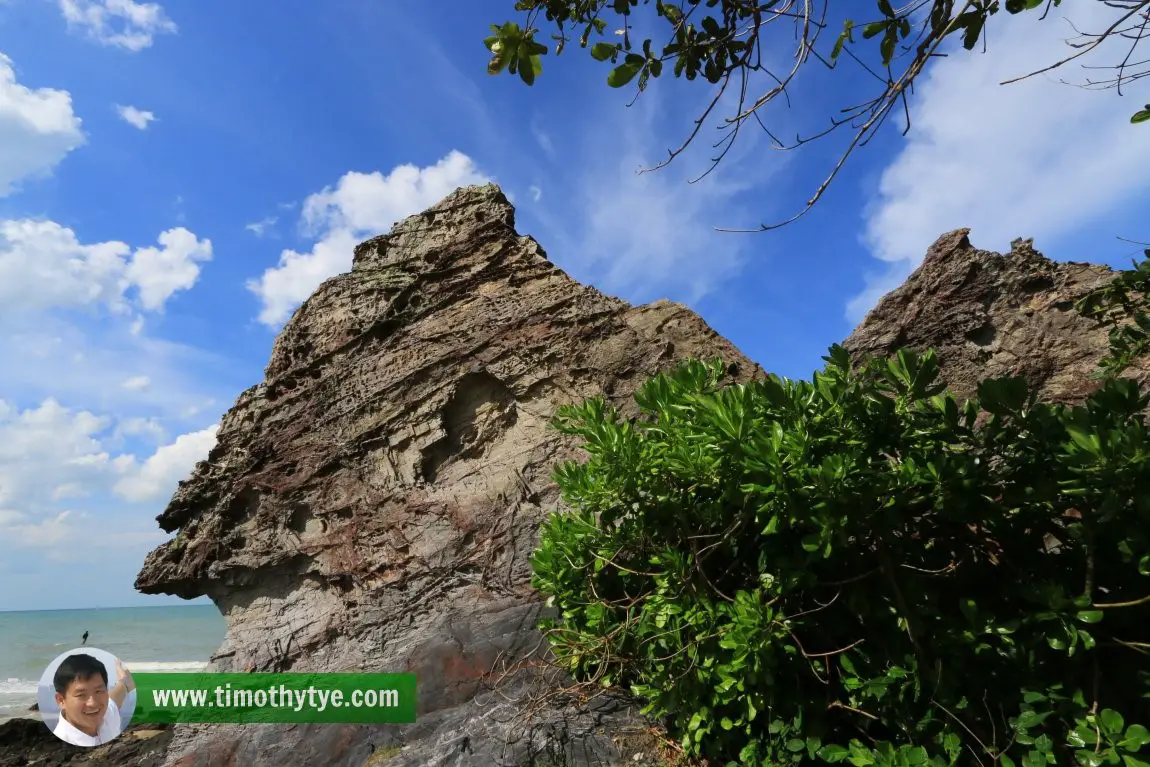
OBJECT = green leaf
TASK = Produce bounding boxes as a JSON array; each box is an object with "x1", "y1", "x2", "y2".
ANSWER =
[
  {"x1": 607, "y1": 61, "x2": 642, "y2": 87},
  {"x1": 1078, "y1": 751, "x2": 1104, "y2": 767},
  {"x1": 880, "y1": 32, "x2": 895, "y2": 64},
  {"x1": 786, "y1": 738, "x2": 805, "y2": 752},
  {"x1": 959, "y1": 597, "x2": 978, "y2": 624},
  {"x1": 1101, "y1": 709, "x2": 1125, "y2": 735},
  {"x1": 862, "y1": 21, "x2": 886, "y2": 39},
  {"x1": 1123, "y1": 757, "x2": 1150, "y2": 767},
  {"x1": 590, "y1": 42, "x2": 615, "y2": 61},
  {"x1": 1076, "y1": 610, "x2": 1104, "y2": 624},
  {"x1": 1132, "y1": 109, "x2": 1150, "y2": 124},
  {"x1": 977, "y1": 375, "x2": 1028, "y2": 414},
  {"x1": 831, "y1": 32, "x2": 847, "y2": 61},
  {"x1": 1122, "y1": 724, "x2": 1150, "y2": 748},
  {"x1": 959, "y1": 12, "x2": 986, "y2": 50},
  {"x1": 903, "y1": 746, "x2": 928, "y2": 765},
  {"x1": 819, "y1": 744, "x2": 850, "y2": 763}
]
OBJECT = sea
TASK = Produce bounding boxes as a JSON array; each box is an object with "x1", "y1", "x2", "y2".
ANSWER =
[{"x1": 0, "y1": 604, "x2": 226, "y2": 723}]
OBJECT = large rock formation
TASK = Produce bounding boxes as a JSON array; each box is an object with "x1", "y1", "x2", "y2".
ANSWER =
[
  {"x1": 108, "y1": 197, "x2": 1142, "y2": 767},
  {"x1": 134, "y1": 184, "x2": 760, "y2": 766},
  {"x1": 844, "y1": 228, "x2": 1150, "y2": 403}
]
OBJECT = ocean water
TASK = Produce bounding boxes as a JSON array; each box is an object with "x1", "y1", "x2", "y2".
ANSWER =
[{"x1": 0, "y1": 605, "x2": 226, "y2": 722}]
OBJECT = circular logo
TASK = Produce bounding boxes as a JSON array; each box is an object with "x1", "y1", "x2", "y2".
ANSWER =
[{"x1": 37, "y1": 648, "x2": 135, "y2": 747}]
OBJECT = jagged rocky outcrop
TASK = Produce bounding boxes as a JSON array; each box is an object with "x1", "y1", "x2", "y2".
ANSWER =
[
  {"x1": 114, "y1": 197, "x2": 1143, "y2": 767},
  {"x1": 133, "y1": 184, "x2": 760, "y2": 767},
  {"x1": 844, "y1": 228, "x2": 1150, "y2": 403}
]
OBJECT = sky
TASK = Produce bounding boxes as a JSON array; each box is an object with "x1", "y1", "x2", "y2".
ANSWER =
[{"x1": 0, "y1": 0, "x2": 1146, "y2": 611}]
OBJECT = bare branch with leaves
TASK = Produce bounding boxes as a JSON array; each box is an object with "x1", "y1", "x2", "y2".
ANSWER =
[{"x1": 484, "y1": 0, "x2": 1150, "y2": 230}]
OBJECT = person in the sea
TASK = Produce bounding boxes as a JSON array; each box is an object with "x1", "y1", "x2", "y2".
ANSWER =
[
  {"x1": 81, "y1": 631, "x2": 88, "y2": 645},
  {"x1": 51, "y1": 653, "x2": 135, "y2": 746}
]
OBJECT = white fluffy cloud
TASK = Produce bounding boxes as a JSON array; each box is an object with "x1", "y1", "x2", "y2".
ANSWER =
[
  {"x1": 114, "y1": 415, "x2": 166, "y2": 443},
  {"x1": 126, "y1": 227, "x2": 213, "y2": 310},
  {"x1": 0, "y1": 399, "x2": 111, "y2": 512},
  {"x1": 112, "y1": 424, "x2": 218, "y2": 502},
  {"x1": 58, "y1": 0, "x2": 176, "y2": 51},
  {"x1": 0, "y1": 219, "x2": 212, "y2": 318},
  {"x1": 248, "y1": 150, "x2": 489, "y2": 326},
  {"x1": 851, "y1": 3, "x2": 1150, "y2": 320},
  {"x1": 0, "y1": 52, "x2": 85, "y2": 196},
  {"x1": 0, "y1": 398, "x2": 218, "y2": 552},
  {"x1": 116, "y1": 103, "x2": 155, "y2": 129}
]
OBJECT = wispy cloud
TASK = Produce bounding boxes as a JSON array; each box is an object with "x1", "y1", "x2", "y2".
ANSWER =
[
  {"x1": 115, "y1": 103, "x2": 156, "y2": 129},
  {"x1": 850, "y1": 3, "x2": 1150, "y2": 321},
  {"x1": 531, "y1": 84, "x2": 780, "y2": 306},
  {"x1": 530, "y1": 115, "x2": 555, "y2": 158},
  {"x1": 245, "y1": 216, "x2": 278, "y2": 237},
  {"x1": 0, "y1": 52, "x2": 85, "y2": 196},
  {"x1": 58, "y1": 0, "x2": 176, "y2": 51},
  {"x1": 121, "y1": 375, "x2": 150, "y2": 391}
]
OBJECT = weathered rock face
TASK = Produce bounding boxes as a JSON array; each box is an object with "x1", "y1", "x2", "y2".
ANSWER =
[
  {"x1": 133, "y1": 184, "x2": 759, "y2": 766},
  {"x1": 119, "y1": 198, "x2": 1144, "y2": 767},
  {"x1": 844, "y1": 229, "x2": 1150, "y2": 404}
]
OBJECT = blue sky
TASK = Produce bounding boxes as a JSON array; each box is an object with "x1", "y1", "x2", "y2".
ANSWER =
[{"x1": 0, "y1": 0, "x2": 1146, "y2": 610}]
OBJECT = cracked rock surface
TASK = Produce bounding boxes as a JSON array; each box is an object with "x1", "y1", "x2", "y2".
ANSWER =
[
  {"x1": 844, "y1": 229, "x2": 1150, "y2": 405},
  {"x1": 132, "y1": 184, "x2": 759, "y2": 766}
]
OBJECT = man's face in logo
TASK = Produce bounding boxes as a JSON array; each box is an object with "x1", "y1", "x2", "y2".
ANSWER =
[{"x1": 55, "y1": 673, "x2": 108, "y2": 735}]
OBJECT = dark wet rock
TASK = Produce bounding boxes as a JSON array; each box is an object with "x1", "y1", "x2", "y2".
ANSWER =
[{"x1": 0, "y1": 717, "x2": 173, "y2": 767}]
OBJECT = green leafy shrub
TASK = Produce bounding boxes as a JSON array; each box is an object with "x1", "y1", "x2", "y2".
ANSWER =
[{"x1": 531, "y1": 258, "x2": 1150, "y2": 766}]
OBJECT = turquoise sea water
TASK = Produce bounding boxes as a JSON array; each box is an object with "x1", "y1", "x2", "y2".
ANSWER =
[{"x1": 0, "y1": 605, "x2": 226, "y2": 722}]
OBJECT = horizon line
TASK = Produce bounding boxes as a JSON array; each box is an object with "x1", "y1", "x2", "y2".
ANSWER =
[{"x1": 0, "y1": 602, "x2": 215, "y2": 614}]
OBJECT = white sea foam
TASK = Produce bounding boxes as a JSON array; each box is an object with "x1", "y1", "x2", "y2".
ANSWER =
[{"x1": 0, "y1": 678, "x2": 38, "y2": 695}]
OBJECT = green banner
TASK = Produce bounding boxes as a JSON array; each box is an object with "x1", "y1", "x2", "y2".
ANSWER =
[{"x1": 132, "y1": 673, "x2": 417, "y2": 724}]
